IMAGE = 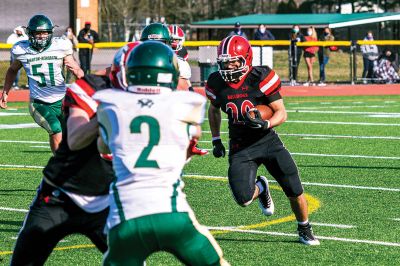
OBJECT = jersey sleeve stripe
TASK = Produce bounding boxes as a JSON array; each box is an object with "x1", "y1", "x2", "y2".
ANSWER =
[
  {"x1": 75, "y1": 79, "x2": 96, "y2": 96},
  {"x1": 260, "y1": 72, "x2": 280, "y2": 95},
  {"x1": 259, "y1": 70, "x2": 276, "y2": 88},
  {"x1": 205, "y1": 85, "x2": 216, "y2": 100},
  {"x1": 67, "y1": 82, "x2": 98, "y2": 117}
]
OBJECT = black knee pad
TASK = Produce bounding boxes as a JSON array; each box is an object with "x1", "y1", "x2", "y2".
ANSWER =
[{"x1": 280, "y1": 174, "x2": 304, "y2": 197}]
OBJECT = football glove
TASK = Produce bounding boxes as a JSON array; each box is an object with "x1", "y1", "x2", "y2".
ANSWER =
[
  {"x1": 245, "y1": 108, "x2": 270, "y2": 130},
  {"x1": 212, "y1": 139, "x2": 226, "y2": 158}
]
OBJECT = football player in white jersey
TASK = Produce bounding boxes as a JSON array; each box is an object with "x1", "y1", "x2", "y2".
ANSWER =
[
  {"x1": 94, "y1": 41, "x2": 228, "y2": 266},
  {"x1": 0, "y1": 14, "x2": 84, "y2": 154}
]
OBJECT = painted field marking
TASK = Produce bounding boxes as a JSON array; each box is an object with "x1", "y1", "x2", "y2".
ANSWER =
[
  {"x1": 0, "y1": 123, "x2": 40, "y2": 129},
  {"x1": 391, "y1": 218, "x2": 400, "y2": 221},
  {"x1": 287, "y1": 110, "x2": 400, "y2": 115},
  {"x1": 30, "y1": 145, "x2": 50, "y2": 149},
  {"x1": 200, "y1": 133, "x2": 400, "y2": 140},
  {"x1": 203, "y1": 119, "x2": 400, "y2": 126},
  {"x1": 0, "y1": 140, "x2": 47, "y2": 144},
  {"x1": 207, "y1": 227, "x2": 400, "y2": 247},
  {"x1": 0, "y1": 112, "x2": 29, "y2": 116},
  {"x1": 182, "y1": 174, "x2": 400, "y2": 192},
  {"x1": 0, "y1": 207, "x2": 28, "y2": 213}
]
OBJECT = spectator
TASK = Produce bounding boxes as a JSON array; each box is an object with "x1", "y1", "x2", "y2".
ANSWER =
[
  {"x1": 63, "y1": 27, "x2": 78, "y2": 83},
  {"x1": 253, "y1": 24, "x2": 275, "y2": 40},
  {"x1": 6, "y1": 26, "x2": 28, "y2": 89},
  {"x1": 360, "y1": 31, "x2": 379, "y2": 83},
  {"x1": 289, "y1": 25, "x2": 305, "y2": 86},
  {"x1": 318, "y1": 27, "x2": 334, "y2": 86},
  {"x1": 303, "y1": 26, "x2": 319, "y2": 86},
  {"x1": 228, "y1": 22, "x2": 248, "y2": 39},
  {"x1": 78, "y1": 21, "x2": 99, "y2": 75},
  {"x1": 374, "y1": 49, "x2": 399, "y2": 83}
]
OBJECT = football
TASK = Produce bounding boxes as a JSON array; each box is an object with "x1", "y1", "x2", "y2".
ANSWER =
[{"x1": 248, "y1": 105, "x2": 273, "y2": 120}]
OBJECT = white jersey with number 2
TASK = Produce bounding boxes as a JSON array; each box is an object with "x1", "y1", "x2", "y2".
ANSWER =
[
  {"x1": 94, "y1": 88, "x2": 206, "y2": 230},
  {"x1": 12, "y1": 37, "x2": 73, "y2": 103}
]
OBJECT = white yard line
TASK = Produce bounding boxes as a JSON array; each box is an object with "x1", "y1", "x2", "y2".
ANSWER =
[
  {"x1": 0, "y1": 123, "x2": 40, "y2": 129},
  {"x1": 291, "y1": 152, "x2": 400, "y2": 160},
  {"x1": 0, "y1": 140, "x2": 47, "y2": 144},
  {"x1": 182, "y1": 174, "x2": 400, "y2": 192},
  {"x1": 201, "y1": 132, "x2": 400, "y2": 140},
  {"x1": 207, "y1": 226, "x2": 400, "y2": 247},
  {"x1": 30, "y1": 146, "x2": 50, "y2": 149},
  {"x1": 0, "y1": 164, "x2": 44, "y2": 169},
  {"x1": 0, "y1": 112, "x2": 29, "y2": 116},
  {"x1": 286, "y1": 120, "x2": 400, "y2": 126},
  {"x1": 287, "y1": 109, "x2": 400, "y2": 114},
  {"x1": 0, "y1": 207, "x2": 28, "y2": 213}
]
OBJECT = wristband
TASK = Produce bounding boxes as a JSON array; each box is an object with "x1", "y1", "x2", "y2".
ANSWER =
[{"x1": 212, "y1": 136, "x2": 221, "y2": 141}]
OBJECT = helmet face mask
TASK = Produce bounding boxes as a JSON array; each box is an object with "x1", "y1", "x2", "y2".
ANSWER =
[
  {"x1": 168, "y1": 25, "x2": 185, "y2": 51},
  {"x1": 125, "y1": 41, "x2": 179, "y2": 93},
  {"x1": 217, "y1": 36, "x2": 253, "y2": 83},
  {"x1": 140, "y1": 23, "x2": 171, "y2": 45},
  {"x1": 26, "y1": 14, "x2": 54, "y2": 51}
]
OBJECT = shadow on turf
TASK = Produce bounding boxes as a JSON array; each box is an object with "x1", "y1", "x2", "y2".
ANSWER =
[
  {"x1": 21, "y1": 150, "x2": 51, "y2": 154},
  {"x1": 215, "y1": 236, "x2": 296, "y2": 244},
  {"x1": 298, "y1": 164, "x2": 400, "y2": 170},
  {"x1": 0, "y1": 220, "x2": 23, "y2": 233}
]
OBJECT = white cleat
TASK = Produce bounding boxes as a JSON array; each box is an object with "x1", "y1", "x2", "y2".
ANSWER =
[{"x1": 256, "y1": 176, "x2": 275, "y2": 216}]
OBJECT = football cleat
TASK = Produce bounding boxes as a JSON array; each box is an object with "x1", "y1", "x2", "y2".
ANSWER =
[
  {"x1": 256, "y1": 176, "x2": 274, "y2": 216},
  {"x1": 297, "y1": 223, "x2": 320, "y2": 245}
]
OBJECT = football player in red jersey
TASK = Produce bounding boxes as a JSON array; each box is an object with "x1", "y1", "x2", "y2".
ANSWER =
[{"x1": 206, "y1": 36, "x2": 320, "y2": 245}]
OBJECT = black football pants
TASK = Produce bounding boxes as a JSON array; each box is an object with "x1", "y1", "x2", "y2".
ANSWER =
[
  {"x1": 228, "y1": 130, "x2": 304, "y2": 206},
  {"x1": 10, "y1": 181, "x2": 108, "y2": 266}
]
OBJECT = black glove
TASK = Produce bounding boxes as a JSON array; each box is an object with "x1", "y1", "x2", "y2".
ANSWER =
[
  {"x1": 245, "y1": 108, "x2": 270, "y2": 130},
  {"x1": 212, "y1": 139, "x2": 226, "y2": 158}
]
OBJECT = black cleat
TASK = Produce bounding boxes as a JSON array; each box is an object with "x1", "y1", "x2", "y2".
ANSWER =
[
  {"x1": 256, "y1": 176, "x2": 274, "y2": 216},
  {"x1": 297, "y1": 223, "x2": 320, "y2": 245}
]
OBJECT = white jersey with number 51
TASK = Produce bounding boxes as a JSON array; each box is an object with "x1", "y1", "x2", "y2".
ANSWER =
[
  {"x1": 94, "y1": 89, "x2": 206, "y2": 230},
  {"x1": 12, "y1": 37, "x2": 73, "y2": 103}
]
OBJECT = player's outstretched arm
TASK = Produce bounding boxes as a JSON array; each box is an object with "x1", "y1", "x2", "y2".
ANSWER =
[
  {"x1": 0, "y1": 60, "x2": 22, "y2": 109},
  {"x1": 64, "y1": 55, "x2": 84, "y2": 79}
]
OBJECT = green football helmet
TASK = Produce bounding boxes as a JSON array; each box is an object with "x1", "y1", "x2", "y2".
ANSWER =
[
  {"x1": 140, "y1": 23, "x2": 171, "y2": 44},
  {"x1": 26, "y1": 14, "x2": 55, "y2": 51},
  {"x1": 125, "y1": 41, "x2": 179, "y2": 90}
]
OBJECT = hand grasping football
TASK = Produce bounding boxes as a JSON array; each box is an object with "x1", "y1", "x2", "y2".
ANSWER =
[{"x1": 247, "y1": 105, "x2": 273, "y2": 120}]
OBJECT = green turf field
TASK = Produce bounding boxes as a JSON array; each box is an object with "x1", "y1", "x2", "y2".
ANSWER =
[{"x1": 0, "y1": 95, "x2": 399, "y2": 265}]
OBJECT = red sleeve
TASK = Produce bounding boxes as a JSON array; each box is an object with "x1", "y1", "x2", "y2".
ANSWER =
[
  {"x1": 63, "y1": 79, "x2": 98, "y2": 118},
  {"x1": 259, "y1": 69, "x2": 281, "y2": 96}
]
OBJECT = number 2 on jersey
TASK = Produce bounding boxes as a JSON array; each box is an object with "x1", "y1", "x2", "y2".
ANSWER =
[
  {"x1": 130, "y1": 116, "x2": 160, "y2": 168},
  {"x1": 31, "y1": 63, "x2": 56, "y2": 87}
]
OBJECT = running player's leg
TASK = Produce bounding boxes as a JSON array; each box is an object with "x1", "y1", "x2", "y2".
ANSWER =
[
  {"x1": 228, "y1": 149, "x2": 260, "y2": 206},
  {"x1": 29, "y1": 100, "x2": 63, "y2": 153},
  {"x1": 80, "y1": 208, "x2": 109, "y2": 253}
]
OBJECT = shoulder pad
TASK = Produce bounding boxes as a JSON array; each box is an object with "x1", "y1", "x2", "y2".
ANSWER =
[{"x1": 11, "y1": 41, "x2": 30, "y2": 56}]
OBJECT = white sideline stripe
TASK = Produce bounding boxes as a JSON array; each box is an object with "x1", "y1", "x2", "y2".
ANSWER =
[
  {"x1": 0, "y1": 207, "x2": 28, "y2": 213},
  {"x1": 288, "y1": 106, "x2": 399, "y2": 110},
  {"x1": 0, "y1": 112, "x2": 29, "y2": 116},
  {"x1": 182, "y1": 174, "x2": 400, "y2": 192},
  {"x1": 207, "y1": 227, "x2": 400, "y2": 247},
  {"x1": 391, "y1": 218, "x2": 400, "y2": 221},
  {"x1": 291, "y1": 152, "x2": 400, "y2": 160},
  {"x1": 0, "y1": 140, "x2": 47, "y2": 144},
  {"x1": 0, "y1": 123, "x2": 40, "y2": 129},
  {"x1": 311, "y1": 222, "x2": 356, "y2": 229},
  {"x1": 30, "y1": 145, "x2": 50, "y2": 149}
]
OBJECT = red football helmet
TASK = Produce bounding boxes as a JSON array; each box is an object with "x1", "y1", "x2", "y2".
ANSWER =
[
  {"x1": 110, "y1": 41, "x2": 141, "y2": 89},
  {"x1": 168, "y1": 25, "x2": 185, "y2": 51},
  {"x1": 217, "y1": 35, "x2": 253, "y2": 83}
]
